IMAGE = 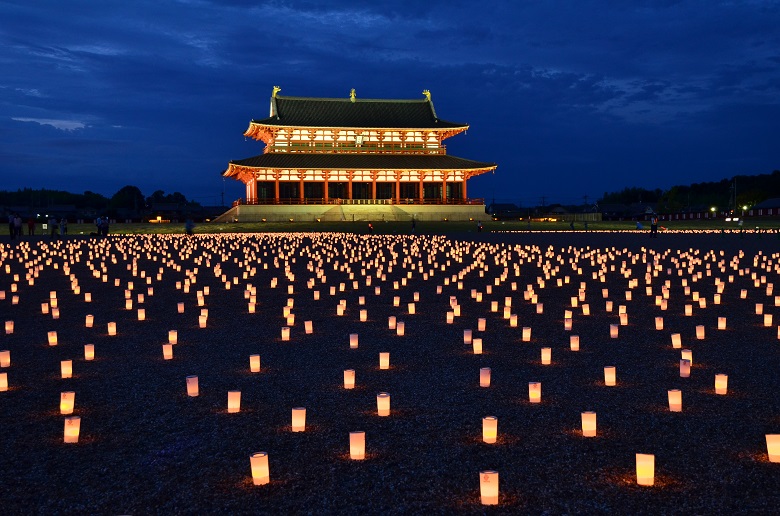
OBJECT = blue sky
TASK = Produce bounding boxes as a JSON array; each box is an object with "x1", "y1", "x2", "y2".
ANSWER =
[{"x1": 1, "y1": 0, "x2": 778, "y2": 206}]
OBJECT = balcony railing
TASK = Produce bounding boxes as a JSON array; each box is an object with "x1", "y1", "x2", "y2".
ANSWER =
[
  {"x1": 233, "y1": 197, "x2": 484, "y2": 207},
  {"x1": 266, "y1": 142, "x2": 447, "y2": 155}
]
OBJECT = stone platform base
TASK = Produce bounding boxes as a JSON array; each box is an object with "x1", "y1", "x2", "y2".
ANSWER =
[{"x1": 213, "y1": 204, "x2": 489, "y2": 223}]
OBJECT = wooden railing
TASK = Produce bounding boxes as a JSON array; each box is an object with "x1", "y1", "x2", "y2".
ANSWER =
[
  {"x1": 233, "y1": 198, "x2": 484, "y2": 207},
  {"x1": 266, "y1": 142, "x2": 447, "y2": 155}
]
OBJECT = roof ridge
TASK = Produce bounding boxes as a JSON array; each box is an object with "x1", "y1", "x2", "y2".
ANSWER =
[{"x1": 275, "y1": 95, "x2": 429, "y2": 103}]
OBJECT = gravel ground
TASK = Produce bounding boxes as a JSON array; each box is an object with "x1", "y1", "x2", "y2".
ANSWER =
[{"x1": 1, "y1": 231, "x2": 779, "y2": 514}]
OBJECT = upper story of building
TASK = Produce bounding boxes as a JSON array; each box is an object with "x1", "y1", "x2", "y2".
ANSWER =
[{"x1": 243, "y1": 87, "x2": 470, "y2": 156}]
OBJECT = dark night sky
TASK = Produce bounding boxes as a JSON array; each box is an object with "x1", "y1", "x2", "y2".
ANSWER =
[{"x1": 1, "y1": 0, "x2": 778, "y2": 207}]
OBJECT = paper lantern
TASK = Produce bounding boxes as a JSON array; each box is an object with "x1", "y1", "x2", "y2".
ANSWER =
[
  {"x1": 463, "y1": 329, "x2": 473, "y2": 344},
  {"x1": 528, "y1": 382, "x2": 541, "y2": 403},
  {"x1": 480, "y1": 470, "x2": 499, "y2": 505},
  {"x1": 198, "y1": 315, "x2": 207, "y2": 328},
  {"x1": 250, "y1": 452, "x2": 270, "y2": 485},
  {"x1": 60, "y1": 391, "x2": 75, "y2": 415},
  {"x1": 48, "y1": 331, "x2": 58, "y2": 346},
  {"x1": 564, "y1": 317, "x2": 572, "y2": 331},
  {"x1": 756, "y1": 303, "x2": 764, "y2": 315},
  {"x1": 85, "y1": 314, "x2": 93, "y2": 328},
  {"x1": 4, "y1": 321, "x2": 12, "y2": 334},
  {"x1": 537, "y1": 303, "x2": 544, "y2": 314},
  {"x1": 349, "y1": 334, "x2": 359, "y2": 349},
  {"x1": 281, "y1": 327, "x2": 290, "y2": 341},
  {"x1": 478, "y1": 318, "x2": 486, "y2": 331},
  {"x1": 344, "y1": 369, "x2": 355, "y2": 389},
  {"x1": 610, "y1": 324, "x2": 618, "y2": 339},
  {"x1": 446, "y1": 311, "x2": 454, "y2": 324},
  {"x1": 681, "y1": 349, "x2": 693, "y2": 365},
  {"x1": 453, "y1": 305, "x2": 461, "y2": 317},
  {"x1": 480, "y1": 367, "x2": 491, "y2": 387},
  {"x1": 604, "y1": 366, "x2": 616, "y2": 386},
  {"x1": 680, "y1": 359, "x2": 691, "y2": 378},
  {"x1": 671, "y1": 333, "x2": 682, "y2": 349},
  {"x1": 250, "y1": 354, "x2": 261, "y2": 372},
  {"x1": 388, "y1": 316, "x2": 396, "y2": 330},
  {"x1": 85, "y1": 293, "x2": 92, "y2": 303},
  {"x1": 765, "y1": 314, "x2": 773, "y2": 327},
  {"x1": 377, "y1": 392, "x2": 390, "y2": 416},
  {"x1": 408, "y1": 303, "x2": 416, "y2": 315},
  {"x1": 522, "y1": 327, "x2": 532, "y2": 342},
  {"x1": 63, "y1": 416, "x2": 81, "y2": 444},
  {"x1": 291, "y1": 407, "x2": 306, "y2": 432},
  {"x1": 186, "y1": 375, "x2": 199, "y2": 396},
  {"x1": 305, "y1": 320, "x2": 313, "y2": 334},
  {"x1": 581, "y1": 411, "x2": 597, "y2": 437},
  {"x1": 136, "y1": 308, "x2": 145, "y2": 321},
  {"x1": 84, "y1": 344, "x2": 94, "y2": 361},
  {"x1": 570, "y1": 335, "x2": 580, "y2": 351},
  {"x1": 0, "y1": 372, "x2": 6, "y2": 392},
  {"x1": 168, "y1": 330, "x2": 178, "y2": 345},
  {"x1": 541, "y1": 347, "x2": 551, "y2": 365},
  {"x1": 379, "y1": 352, "x2": 390, "y2": 369},
  {"x1": 177, "y1": 302, "x2": 185, "y2": 313},
  {"x1": 606, "y1": 300, "x2": 613, "y2": 312},
  {"x1": 718, "y1": 317, "x2": 726, "y2": 330},
  {"x1": 482, "y1": 416, "x2": 498, "y2": 443},
  {"x1": 162, "y1": 344, "x2": 173, "y2": 360},
  {"x1": 61, "y1": 360, "x2": 73, "y2": 378},
  {"x1": 396, "y1": 322, "x2": 405, "y2": 336},
  {"x1": 715, "y1": 374, "x2": 728, "y2": 395},
  {"x1": 696, "y1": 325, "x2": 705, "y2": 340},
  {"x1": 360, "y1": 309, "x2": 368, "y2": 322},
  {"x1": 0, "y1": 350, "x2": 9, "y2": 368},
  {"x1": 636, "y1": 454, "x2": 655, "y2": 486},
  {"x1": 228, "y1": 391, "x2": 241, "y2": 413},
  {"x1": 668, "y1": 389, "x2": 682, "y2": 411},
  {"x1": 107, "y1": 322, "x2": 117, "y2": 336},
  {"x1": 655, "y1": 317, "x2": 663, "y2": 330},
  {"x1": 685, "y1": 305, "x2": 692, "y2": 316},
  {"x1": 767, "y1": 435, "x2": 780, "y2": 463},
  {"x1": 509, "y1": 314, "x2": 518, "y2": 327},
  {"x1": 286, "y1": 314, "x2": 295, "y2": 326},
  {"x1": 472, "y1": 338, "x2": 483, "y2": 355},
  {"x1": 350, "y1": 431, "x2": 366, "y2": 460}
]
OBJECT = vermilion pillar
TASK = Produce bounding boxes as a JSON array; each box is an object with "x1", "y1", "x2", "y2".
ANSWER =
[
  {"x1": 274, "y1": 176, "x2": 280, "y2": 204},
  {"x1": 418, "y1": 175, "x2": 424, "y2": 203},
  {"x1": 462, "y1": 176, "x2": 468, "y2": 200},
  {"x1": 299, "y1": 174, "x2": 304, "y2": 203},
  {"x1": 324, "y1": 173, "x2": 329, "y2": 203},
  {"x1": 395, "y1": 175, "x2": 401, "y2": 204},
  {"x1": 371, "y1": 175, "x2": 377, "y2": 200}
]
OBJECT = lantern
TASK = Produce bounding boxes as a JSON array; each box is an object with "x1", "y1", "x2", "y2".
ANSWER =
[
  {"x1": 767, "y1": 435, "x2": 780, "y2": 463},
  {"x1": 186, "y1": 375, "x2": 199, "y2": 396},
  {"x1": 396, "y1": 322, "x2": 405, "y2": 336},
  {"x1": 479, "y1": 471, "x2": 499, "y2": 505},
  {"x1": 463, "y1": 329, "x2": 472, "y2": 344},
  {"x1": 478, "y1": 318, "x2": 486, "y2": 331},
  {"x1": 680, "y1": 359, "x2": 691, "y2": 378},
  {"x1": 671, "y1": 333, "x2": 681, "y2": 349},
  {"x1": 537, "y1": 303, "x2": 544, "y2": 314},
  {"x1": 48, "y1": 331, "x2": 58, "y2": 346},
  {"x1": 610, "y1": 324, "x2": 618, "y2": 338},
  {"x1": 581, "y1": 411, "x2": 597, "y2": 437},
  {"x1": 522, "y1": 327, "x2": 532, "y2": 342},
  {"x1": 85, "y1": 314, "x2": 94, "y2": 328},
  {"x1": 250, "y1": 452, "x2": 270, "y2": 485},
  {"x1": 177, "y1": 302, "x2": 185, "y2": 313},
  {"x1": 718, "y1": 317, "x2": 726, "y2": 330},
  {"x1": 344, "y1": 369, "x2": 355, "y2": 389},
  {"x1": 635, "y1": 454, "x2": 655, "y2": 486},
  {"x1": 63, "y1": 416, "x2": 81, "y2": 444},
  {"x1": 4, "y1": 321, "x2": 12, "y2": 335},
  {"x1": 228, "y1": 391, "x2": 241, "y2": 413},
  {"x1": 606, "y1": 300, "x2": 613, "y2": 312},
  {"x1": 388, "y1": 316, "x2": 396, "y2": 330},
  {"x1": 84, "y1": 344, "x2": 94, "y2": 361},
  {"x1": 541, "y1": 347, "x2": 551, "y2": 365},
  {"x1": 655, "y1": 317, "x2": 663, "y2": 330},
  {"x1": 0, "y1": 372, "x2": 6, "y2": 391},
  {"x1": 250, "y1": 354, "x2": 261, "y2": 372},
  {"x1": 0, "y1": 350, "x2": 9, "y2": 368},
  {"x1": 61, "y1": 360, "x2": 73, "y2": 378},
  {"x1": 570, "y1": 335, "x2": 580, "y2": 351},
  {"x1": 604, "y1": 366, "x2": 616, "y2": 386},
  {"x1": 137, "y1": 308, "x2": 145, "y2": 321},
  {"x1": 446, "y1": 311, "x2": 454, "y2": 324},
  {"x1": 162, "y1": 344, "x2": 173, "y2": 360},
  {"x1": 350, "y1": 431, "x2": 366, "y2": 460},
  {"x1": 480, "y1": 367, "x2": 491, "y2": 387},
  {"x1": 528, "y1": 382, "x2": 541, "y2": 403},
  {"x1": 668, "y1": 389, "x2": 682, "y2": 411},
  {"x1": 198, "y1": 315, "x2": 207, "y2": 328},
  {"x1": 696, "y1": 325, "x2": 705, "y2": 340},
  {"x1": 681, "y1": 349, "x2": 693, "y2": 365},
  {"x1": 349, "y1": 334, "x2": 359, "y2": 349},
  {"x1": 482, "y1": 416, "x2": 498, "y2": 443},
  {"x1": 107, "y1": 322, "x2": 117, "y2": 336},
  {"x1": 685, "y1": 305, "x2": 692, "y2": 316},
  {"x1": 291, "y1": 407, "x2": 306, "y2": 432},
  {"x1": 765, "y1": 314, "x2": 773, "y2": 327},
  {"x1": 281, "y1": 327, "x2": 290, "y2": 341},
  {"x1": 509, "y1": 314, "x2": 518, "y2": 327},
  {"x1": 60, "y1": 391, "x2": 75, "y2": 415},
  {"x1": 379, "y1": 352, "x2": 390, "y2": 369},
  {"x1": 756, "y1": 303, "x2": 764, "y2": 315},
  {"x1": 377, "y1": 392, "x2": 390, "y2": 416},
  {"x1": 472, "y1": 338, "x2": 483, "y2": 355},
  {"x1": 305, "y1": 320, "x2": 313, "y2": 334},
  {"x1": 715, "y1": 374, "x2": 728, "y2": 395}
]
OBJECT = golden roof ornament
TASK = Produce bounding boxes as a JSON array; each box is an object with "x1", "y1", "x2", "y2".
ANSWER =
[
  {"x1": 422, "y1": 89, "x2": 431, "y2": 101},
  {"x1": 350, "y1": 88, "x2": 356, "y2": 103},
  {"x1": 272, "y1": 86, "x2": 281, "y2": 98}
]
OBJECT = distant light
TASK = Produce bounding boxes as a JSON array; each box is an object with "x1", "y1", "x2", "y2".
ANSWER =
[
  {"x1": 710, "y1": 207, "x2": 716, "y2": 212},
  {"x1": 743, "y1": 205, "x2": 749, "y2": 210}
]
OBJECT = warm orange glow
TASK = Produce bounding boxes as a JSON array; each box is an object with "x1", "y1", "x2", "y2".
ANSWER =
[
  {"x1": 60, "y1": 391, "x2": 75, "y2": 415},
  {"x1": 482, "y1": 416, "x2": 498, "y2": 443},
  {"x1": 186, "y1": 375, "x2": 199, "y2": 396},
  {"x1": 480, "y1": 470, "x2": 499, "y2": 505},
  {"x1": 715, "y1": 374, "x2": 728, "y2": 395},
  {"x1": 344, "y1": 369, "x2": 355, "y2": 389},
  {"x1": 64, "y1": 416, "x2": 81, "y2": 444},
  {"x1": 250, "y1": 452, "x2": 270, "y2": 485},
  {"x1": 636, "y1": 454, "x2": 655, "y2": 486},
  {"x1": 668, "y1": 389, "x2": 682, "y2": 411},
  {"x1": 528, "y1": 382, "x2": 541, "y2": 403},
  {"x1": 604, "y1": 366, "x2": 616, "y2": 386},
  {"x1": 377, "y1": 392, "x2": 391, "y2": 416},
  {"x1": 581, "y1": 411, "x2": 597, "y2": 437},
  {"x1": 250, "y1": 354, "x2": 261, "y2": 372},
  {"x1": 228, "y1": 391, "x2": 241, "y2": 413},
  {"x1": 291, "y1": 407, "x2": 306, "y2": 432}
]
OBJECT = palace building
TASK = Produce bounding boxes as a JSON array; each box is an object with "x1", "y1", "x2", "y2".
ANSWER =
[{"x1": 219, "y1": 88, "x2": 496, "y2": 221}]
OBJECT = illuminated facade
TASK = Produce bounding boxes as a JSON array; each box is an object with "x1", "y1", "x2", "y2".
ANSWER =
[{"x1": 223, "y1": 88, "x2": 496, "y2": 205}]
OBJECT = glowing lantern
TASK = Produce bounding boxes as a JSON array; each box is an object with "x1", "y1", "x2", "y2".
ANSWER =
[
  {"x1": 85, "y1": 314, "x2": 93, "y2": 328},
  {"x1": 604, "y1": 366, "x2": 616, "y2": 386},
  {"x1": 4, "y1": 321, "x2": 12, "y2": 335},
  {"x1": 765, "y1": 314, "x2": 773, "y2": 327},
  {"x1": 48, "y1": 331, "x2": 58, "y2": 346},
  {"x1": 137, "y1": 308, "x2": 145, "y2": 321},
  {"x1": 446, "y1": 311, "x2": 454, "y2": 324},
  {"x1": 228, "y1": 391, "x2": 241, "y2": 413},
  {"x1": 250, "y1": 452, "x2": 270, "y2": 485},
  {"x1": 681, "y1": 349, "x2": 693, "y2": 365},
  {"x1": 767, "y1": 435, "x2": 780, "y2": 462},
  {"x1": 168, "y1": 330, "x2": 178, "y2": 345},
  {"x1": 360, "y1": 309, "x2": 368, "y2": 322},
  {"x1": 541, "y1": 347, "x2": 551, "y2": 365},
  {"x1": 177, "y1": 302, "x2": 185, "y2": 313},
  {"x1": 396, "y1": 322, "x2": 405, "y2": 336},
  {"x1": 463, "y1": 329, "x2": 472, "y2": 344},
  {"x1": 0, "y1": 350, "x2": 9, "y2": 368},
  {"x1": 718, "y1": 317, "x2": 726, "y2": 330},
  {"x1": 528, "y1": 382, "x2": 541, "y2": 403},
  {"x1": 482, "y1": 416, "x2": 498, "y2": 443},
  {"x1": 480, "y1": 470, "x2": 499, "y2": 505},
  {"x1": 408, "y1": 303, "x2": 416, "y2": 315},
  {"x1": 60, "y1": 391, "x2": 75, "y2": 415},
  {"x1": 570, "y1": 335, "x2": 580, "y2": 351},
  {"x1": 198, "y1": 315, "x2": 207, "y2": 328},
  {"x1": 305, "y1": 320, "x2": 313, "y2": 334},
  {"x1": 344, "y1": 369, "x2": 355, "y2": 389},
  {"x1": 685, "y1": 305, "x2": 692, "y2": 316},
  {"x1": 350, "y1": 431, "x2": 366, "y2": 460},
  {"x1": 606, "y1": 300, "x2": 613, "y2": 312},
  {"x1": 388, "y1": 316, "x2": 396, "y2": 330},
  {"x1": 377, "y1": 392, "x2": 390, "y2": 416},
  {"x1": 0, "y1": 372, "x2": 6, "y2": 391},
  {"x1": 680, "y1": 359, "x2": 691, "y2": 378},
  {"x1": 379, "y1": 352, "x2": 390, "y2": 369},
  {"x1": 756, "y1": 303, "x2": 764, "y2": 315},
  {"x1": 655, "y1": 317, "x2": 663, "y2": 330},
  {"x1": 472, "y1": 338, "x2": 483, "y2": 355},
  {"x1": 84, "y1": 344, "x2": 94, "y2": 361},
  {"x1": 478, "y1": 318, "x2": 486, "y2": 331},
  {"x1": 61, "y1": 360, "x2": 73, "y2": 378},
  {"x1": 696, "y1": 325, "x2": 705, "y2": 339},
  {"x1": 610, "y1": 324, "x2": 618, "y2": 339},
  {"x1": 537, "y1": 303, "x2": 544, "y2": 314},
  {"x1": 63, "y1": 416, "x2": 81, "y2": 444},
  {"x1": 581, "y1": 411, "x2": 597, "y2": 437},
  {"x1": 186, "y1": 375, "x2": 199, "y2": 396},
  {"x1": 349, "y1": 334, "x2": 359, "y2": 349},
  {"x1": 715, "y1": 374, "x2": 728, "y2": 395},
  {"x1": 509, "y1": 314, "x2": 518, "y2": 327},
  {"x1": 480, "y1": 367, "x2": 491, "y2": 387},
  {"x1": 162, "y1": 344, "x2": 173, "y2": 360},
  {"x1": 522, "y1": 327, "x2": 532, "y2": 342},
  {"x1": 291, "y1": 407, "x2": 306, "y2": 432},
  {"x1": 250, "y1": 354, "x2": 261, "y2": 372},
  {"x1": 636, "y1": 454, "x2": 655, "y2": 486},
  {"x1": 107, "y1": 322, "x2": 117, "y2": 336},
  {"x1": 671, "y1": 333, "x2": 681, "y2": 349},
  {"x1": 281, "y1": 327, "x2": 290, "y2": 341},
  {"x1": 564, "y1": 318, "x2": 572, "y2": 331},
  {"x1": 668, "y1": 389, "x2": 682, "y2": 411}
]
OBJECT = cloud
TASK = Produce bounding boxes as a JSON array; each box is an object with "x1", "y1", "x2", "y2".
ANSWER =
[{"x1": 11, "y1": 118, "x2": 86, "y2": 131}]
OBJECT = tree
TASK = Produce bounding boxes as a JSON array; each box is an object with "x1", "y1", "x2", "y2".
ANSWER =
[{"x1": 109, "y1": 185, "x2": 145, "y2": 215}]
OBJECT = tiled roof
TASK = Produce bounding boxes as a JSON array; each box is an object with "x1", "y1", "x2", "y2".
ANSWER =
[
  {"x1": 253, "y1": 95, "x2": 467, "y2": 129},
  {"x1": 229, "y1": 153, "x2": 495, "y2": 171}
]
